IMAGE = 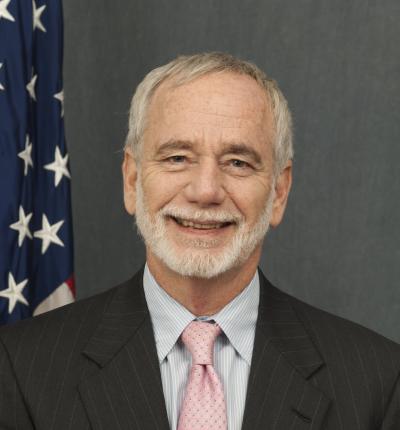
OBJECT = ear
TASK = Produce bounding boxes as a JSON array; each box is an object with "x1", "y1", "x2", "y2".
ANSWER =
[
  {"x1": 269, "y1": 161, "x2": 292, "y2": 228},
  {"x1": 122, "y1": 149, "x2": 137, "y2": 215}
]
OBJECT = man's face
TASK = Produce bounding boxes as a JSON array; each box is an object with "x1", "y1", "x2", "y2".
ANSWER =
[{"x1": 123, "y1": 72, "x2": 291, "y2": 278}]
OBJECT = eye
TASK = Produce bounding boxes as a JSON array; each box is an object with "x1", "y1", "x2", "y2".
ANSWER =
[
  {"x1": 230, "y1": 159, "x2": 250, "y2": 168},
  {"x1": 167, "y1": 155, "x2": 186, "y2": 163}
]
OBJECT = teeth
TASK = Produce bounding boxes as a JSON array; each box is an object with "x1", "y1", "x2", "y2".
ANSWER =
[{"x1": 176, "y1": 218, "x2": 224, "y2": 229}]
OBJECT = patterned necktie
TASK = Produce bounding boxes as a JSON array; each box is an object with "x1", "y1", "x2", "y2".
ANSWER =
[{"x1": 178, "y1": 320, "x2": 227, "y2": 430}]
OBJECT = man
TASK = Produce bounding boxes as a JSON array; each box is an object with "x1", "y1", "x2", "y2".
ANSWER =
[{"x1": 0, "y1": 52, "x2": 399, "y2": 429}]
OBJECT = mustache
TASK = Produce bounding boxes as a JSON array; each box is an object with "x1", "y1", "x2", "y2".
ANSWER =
[{"x1": 159, "y1": 206, "x2": 243, "y2": 224}]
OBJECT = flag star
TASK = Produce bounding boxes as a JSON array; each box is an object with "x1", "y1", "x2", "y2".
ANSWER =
[
  {"x1": 18, "y1": 135, "x2": 34, "y2": 175},
  {"x1": 9, "y1": 206, "x2": 33, "y2": 247},
  {"x1": 0, "y1": 273, "x2": 29, "y2": 314},
  {"x1": 0, "y1": 0, "x2": 15, "y2": 22},
  {"x1": 26, "y1": 73, "x2": 37, "y2": 100},
  {"x1": 34, "y1": 214, "x2": 64, "y2": 254},
  {"x1": 44, "y1": 146, "x2": 71, "y2": 186},
  {"x1": 0, "y1": 63, "x2": 4, "y2": 91},
  {"x1": 54, "y1": 90, "x2": 64, "y2": 117},
  {"x1": 32, "y1": 0, "x2": 46, "y2": 32}
]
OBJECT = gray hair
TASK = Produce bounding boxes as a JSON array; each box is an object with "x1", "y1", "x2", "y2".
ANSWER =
[{"x1": 125, "y1": 52, "x2": 293, "y2": 175}]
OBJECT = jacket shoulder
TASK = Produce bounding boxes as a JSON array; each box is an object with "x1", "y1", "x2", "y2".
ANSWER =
[
  {"x1": 0, "y1": 276, "x2": 136, "y2": 358},
  {"x1": 280, "y1": 289, "x2": 400, "y2": 403},
  {"x1": 282, "y1": 291, "x2": 400, "y2": 424},
  {"x1": 259, "y1": 270, "x2": 400, "y2": 361},
  {"x1": 288, "y1": 292, "x2": 400, "y2": 358}
]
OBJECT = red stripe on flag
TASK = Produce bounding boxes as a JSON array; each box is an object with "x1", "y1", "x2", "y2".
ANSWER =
[{"x1": 66, "y1": 276, "x2": 76, "y2": 298}]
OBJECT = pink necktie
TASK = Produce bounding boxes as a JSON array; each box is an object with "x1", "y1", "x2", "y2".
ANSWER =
[{"x1": 178, "y1": 321, "x2": 227, "y2": 430}]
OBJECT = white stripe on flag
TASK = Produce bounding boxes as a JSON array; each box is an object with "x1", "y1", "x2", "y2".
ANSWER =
[{"x1": 33, "y1": 282, "x2": 74, "y2": 316}]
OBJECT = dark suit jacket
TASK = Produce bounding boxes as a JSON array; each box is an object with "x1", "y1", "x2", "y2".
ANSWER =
[{"x1": 0, "y1": 268, "x2": 399, "y2": 429}]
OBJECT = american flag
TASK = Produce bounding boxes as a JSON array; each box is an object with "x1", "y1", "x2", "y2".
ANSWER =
[{"x1": 0, "y1": 0, "x2": 75, "y2": 324}]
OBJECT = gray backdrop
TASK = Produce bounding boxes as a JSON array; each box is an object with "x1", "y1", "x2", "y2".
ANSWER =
[{"x1": 63, "y1": 0, "x2": 400, "y2": 342}]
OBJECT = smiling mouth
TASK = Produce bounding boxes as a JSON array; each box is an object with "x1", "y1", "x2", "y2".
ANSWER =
[{"x1": 170, "y1": 216, "x2": 233, "y2": 230}]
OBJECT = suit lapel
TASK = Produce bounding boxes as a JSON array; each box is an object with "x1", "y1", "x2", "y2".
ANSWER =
[
  {"x1": 242, "y1": 272, "x2": 331, "y2": 430},
  {"x1": 78, "y1": 268, "x2": 170, "y2": 430}
]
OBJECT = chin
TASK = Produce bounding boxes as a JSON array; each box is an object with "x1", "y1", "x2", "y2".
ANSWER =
[
  {"x1": 159, "y1": 253, "x2": 236, "y2": 279},
  {"x1": 151, "y1": 237, "x2": 252, "y2": 279}
]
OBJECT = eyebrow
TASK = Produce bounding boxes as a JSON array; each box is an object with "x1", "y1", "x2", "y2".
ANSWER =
[
  {"x1": 155, "y1": 140, "x2": 193, "y2": 157},
  {"x1": 154, "y1": 140, "x2": 263, "y2": 165},
  {"x1": 220, "y1": 143, "x2": 263, "y2": 165}
]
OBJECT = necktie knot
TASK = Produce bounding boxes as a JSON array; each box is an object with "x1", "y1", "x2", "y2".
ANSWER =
[{"x1": 181, "y1": 320, "x2": 221, "y2": 365}]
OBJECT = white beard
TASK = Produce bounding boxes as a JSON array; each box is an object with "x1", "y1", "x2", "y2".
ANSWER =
[{"x1": 134, "y1": 177, "x2": 275, "y2": 279}]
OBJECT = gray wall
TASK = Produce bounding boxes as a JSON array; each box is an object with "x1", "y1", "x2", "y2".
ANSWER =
[{"x1": 63, "y1": 0, "x2": 400, "y2": 342}]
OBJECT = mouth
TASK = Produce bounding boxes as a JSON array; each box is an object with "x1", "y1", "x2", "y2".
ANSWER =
[{"x1": 169, "y1": 216, "x2": 233, "y2": 230}]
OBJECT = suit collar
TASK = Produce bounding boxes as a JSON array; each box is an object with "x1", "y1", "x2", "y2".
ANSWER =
[{"x1": 82, "y1": 268, "x2": 325, "y2": 375}]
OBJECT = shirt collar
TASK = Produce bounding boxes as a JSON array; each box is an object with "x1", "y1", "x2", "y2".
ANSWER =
[
  {"x1": 212, "y1": 271, "x2": 259, "y2": 365},
  {"x1": 143, "y1": 265, "x2": 194, "y2": 363},
  {"x1": 143, "y1": 264, "x2": 260, "y2": 365}
]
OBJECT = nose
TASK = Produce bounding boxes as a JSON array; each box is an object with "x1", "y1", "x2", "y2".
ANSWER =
[{"x1": 183, "y1": 159, "x2": 226, "y2": 207}]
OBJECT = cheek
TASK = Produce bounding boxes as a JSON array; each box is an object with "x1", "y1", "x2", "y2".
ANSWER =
[
  {"x1": 243, "y1": 197, "x2": 268, "y2": 223},
  {"x1": 141, "y1": 172, "x2": 185, "y2": 212},
  {"x1": 227, "y1": 180, "x2": 271, "y2": 220}
]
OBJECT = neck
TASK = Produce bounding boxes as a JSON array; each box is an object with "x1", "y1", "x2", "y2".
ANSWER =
[{"x1": 146, "y1": 249, "x2": 261, "y2": 316}]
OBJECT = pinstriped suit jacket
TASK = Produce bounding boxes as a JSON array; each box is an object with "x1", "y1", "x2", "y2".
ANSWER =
[{"x1": 0, "y1": 267, "x2": 399, "y2": 429}]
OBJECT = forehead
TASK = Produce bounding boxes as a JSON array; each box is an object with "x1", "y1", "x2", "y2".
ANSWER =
[{"x1": 143, "y1": 71, "x2": 274, "y2": 149}]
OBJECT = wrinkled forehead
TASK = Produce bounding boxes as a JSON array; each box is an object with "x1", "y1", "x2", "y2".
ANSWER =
[
  {"x1": 144, "y1": 71, "x2": 275, "y2": 141},
  {"x1": 154, "y1": 71, "x2": 271, "y2": 111}
]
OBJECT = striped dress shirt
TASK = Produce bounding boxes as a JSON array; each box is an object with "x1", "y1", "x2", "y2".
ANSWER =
[{"x1": 143, "y1": 265, "x2": 260, "y2": 430}]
